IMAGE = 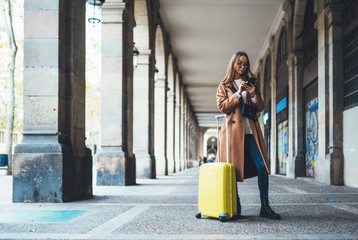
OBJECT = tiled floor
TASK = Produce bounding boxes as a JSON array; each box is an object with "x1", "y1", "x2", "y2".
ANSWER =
[{"x1": 0, "y1": 167, "x2": 357, "y2": 239}]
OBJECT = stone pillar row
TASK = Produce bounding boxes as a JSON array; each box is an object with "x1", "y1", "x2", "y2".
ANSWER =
[
  {"x1": 259, "y1": 0, "x2": 345, "y2": 185},
  {"x1": 98, "y1": 0, "x2": 196, "y2": 184},
  {"x1": 14, "y1": 0, "x2": 198, "y2": 203}
]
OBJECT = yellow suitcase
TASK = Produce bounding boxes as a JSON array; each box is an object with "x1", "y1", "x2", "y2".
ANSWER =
[{"x1": 195, "y1": 114, "x2": 238, "y2": 222}]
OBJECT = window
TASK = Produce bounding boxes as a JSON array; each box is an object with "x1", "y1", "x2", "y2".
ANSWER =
[
  {"x1": 277, "y1": 29, "x2": 287, "y2": 66},
  {"x1": 344, "y1": 0, "x2": 358, "y2": 108},
  {"x1": 303, "y1": 0, "x2": 318, "y2": 67}
]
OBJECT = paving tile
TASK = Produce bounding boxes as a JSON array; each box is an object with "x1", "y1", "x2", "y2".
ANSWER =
[{"x1": 0, "y1": 167, "x2": 358, "y2": 239}]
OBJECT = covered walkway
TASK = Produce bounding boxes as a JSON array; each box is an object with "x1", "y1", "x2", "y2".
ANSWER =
[
  {"x1": 1, "y1": 168, "x2": 358, "y2": 239},
  {"x1": 5, "y1": 0, "x2": 357, "y2": 205}
]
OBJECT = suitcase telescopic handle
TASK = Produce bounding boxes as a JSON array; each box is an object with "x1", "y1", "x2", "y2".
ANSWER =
[{"x1": 215, "y1": 114, "x2": 229, "y2": 163}]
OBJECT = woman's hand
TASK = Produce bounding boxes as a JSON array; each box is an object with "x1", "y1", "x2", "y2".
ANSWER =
[
  {"x1": 246, "y1": 84, "x2": 256, "y2": 97},
  {"x1": 238, "y1": 81, "x2": 246, "y2": 94}
]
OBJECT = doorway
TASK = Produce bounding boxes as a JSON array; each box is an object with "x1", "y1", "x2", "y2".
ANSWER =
[{"x1": 277, "y1": 120, "x2": 288, "y2": 175}]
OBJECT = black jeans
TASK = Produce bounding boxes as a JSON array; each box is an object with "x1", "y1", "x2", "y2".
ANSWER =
[{"x1": 244, "y1": 134, "x2": 269, "y2": 199}]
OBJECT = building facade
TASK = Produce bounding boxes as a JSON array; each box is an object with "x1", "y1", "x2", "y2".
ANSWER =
[
  {"x1": 11, "y1": 0, "x2": 358, "y2": 203},
  {"x1": 255, "y1": 0, "x2": 358, "y2": 187},
  {"x1": 13, "y1": 0, "x2": 200, "y2": 202}
]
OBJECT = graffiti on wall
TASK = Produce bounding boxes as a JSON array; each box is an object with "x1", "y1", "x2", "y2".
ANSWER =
[{"x1": 305, "y1": 98, "x2": 318, "y2": 177}]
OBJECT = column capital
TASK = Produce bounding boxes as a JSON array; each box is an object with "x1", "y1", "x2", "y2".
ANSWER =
[
  {"x1": 102, "y1": 1, "x2": 126, "y2": 24},
  {"x1": 157, "y1": 75, "x2": 166, "y2": 80},
  {"x1": 138, "y1": 49, "x2": 151, "y2": 65},
  {"x1": 155, "y1": 76, "x2": 166, "y2": 88},
  {"x1": 138, "y1": 49, "x2": 151, "y2": 55},
  {"x1": 168, "y1": 92, "x2": 175, "y2": 98},
  {"x1": 292, "y1": 50, "x2": 304, "y2": 65},
  {"x1": 324, "y1": 3, "x2": 344, "y2": 27}
]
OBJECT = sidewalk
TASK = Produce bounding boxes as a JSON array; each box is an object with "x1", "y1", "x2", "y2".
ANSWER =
[{"x1": 0, "y1": 167, "x2": 357, "y2": 240}]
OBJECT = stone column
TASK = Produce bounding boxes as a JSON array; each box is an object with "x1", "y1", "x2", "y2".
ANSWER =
[
  {"x1": 13, "y1": 0, "x2": 92, "y2": 202},
  {"x1": 181, "y1": 94, "x2": 187, "y2": 170},
  {"x1": 96, "y1": 0, "x2": 135, "y2": 186},
  {"x1": 270, "y1": 37, "x2": 278, "y2": 174},
  {"x1": 196, "y1": 128, "x2": 203, "y2": 163},
  {"x1": 286, "y1": 0, "x2": 305, "y2": 178},
  {"x1": 326, "y1": 3, "x2": 344, "y2": 185},
  {"x1": 188, "y1": 123, "x2": 192, "y2": 167},
  {"x1": 167, "y1": 91, "x2": 175, "y2": 173},
  {"x1": 316, "y1": 2, "x2": 344, "y2": 185},
  {"x1": 155, "y1": 75, "x2": 167, "y2": 175},
  {"x1": 175, "y1": 90, "x2": 181, "y2": 172},
  {"x1": 133, "y1": 49, "x2": 155, "y2": 179},
  {"x1": 291, "y1": 52, "x2": 306, "y2": 177},
  {"x1": 149, "y1": 56, "x2": 156, "y2": 178},
  {"x1": 186, "y1": 104, "x2": 191, "y2": 168},
  {"x1": 316, "y1": 2, "x2": 330, "y2": 184},
  {"x1": 179, "y1": 83, "x2": 185, "y2": 171}
]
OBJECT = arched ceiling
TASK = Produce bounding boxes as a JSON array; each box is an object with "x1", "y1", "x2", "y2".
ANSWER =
[{"x1": 159, "y1": 0, "x2": 285, "y2": 127}]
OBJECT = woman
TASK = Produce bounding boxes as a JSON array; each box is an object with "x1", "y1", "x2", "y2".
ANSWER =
[{"x1": 216, "y1": 51, "x2": 281, "y2": 220}]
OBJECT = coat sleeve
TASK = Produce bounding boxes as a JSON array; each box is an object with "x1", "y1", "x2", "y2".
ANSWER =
[
  {"x1": 216, "y1": 83, "x2": 240, "y2": 114},
  {"x1": 252, "y1": 87, "x2": 264, "y2": 112}
]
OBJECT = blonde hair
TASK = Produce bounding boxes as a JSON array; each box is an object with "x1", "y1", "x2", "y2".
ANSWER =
[{"x1": 222, "y1": 51, "x2": 255, "y2": 85}]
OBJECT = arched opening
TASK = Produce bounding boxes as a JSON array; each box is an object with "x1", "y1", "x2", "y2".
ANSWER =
[
  {"x1": 85, "y1": 2, "x2": 102, "y2": 184},
  {"x1": 206, "y1": 136, "x2": 217, "y2": 162},
  {"x1": 174, "y1": 73, "x2": 181, "y2": 172},
  {"x1": 202, "y1": 128, "x2": 217, "y2": 163},
  {"x1": 133, "y1": 0, "x2": 153, "y2": 179},
  {"x1": 154, "y1": 25, "x2": 167, "y2": 176},
  {"x1": 276, "y1": 28, "x2": 288, "y2": 175}
]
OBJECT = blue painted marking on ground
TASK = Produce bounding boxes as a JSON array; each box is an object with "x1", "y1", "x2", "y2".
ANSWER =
[{"x1": 0, "y1": 210, "x2": 90, "y2": 223}]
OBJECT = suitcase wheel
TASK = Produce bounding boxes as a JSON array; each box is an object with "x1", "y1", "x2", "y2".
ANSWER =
[
  {"x1": 195, "y1": 212, "x2": 201, "y2": 219},
  {"x1": 219, "y1": 216, "x2": 227, "y2": 222}
]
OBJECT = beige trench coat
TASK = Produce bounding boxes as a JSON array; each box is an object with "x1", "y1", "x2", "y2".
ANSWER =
[{"x1": 216, "y1": 82, "x2": 270, "y2": 182}]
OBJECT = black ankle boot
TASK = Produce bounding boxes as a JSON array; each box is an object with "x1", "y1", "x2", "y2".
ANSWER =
[
  {"x1": 237, "y1": 196, "x2": 241, "y2": 216},
  {"x1": 260, "y1": 198, "x2": 281, "y2": 219}
]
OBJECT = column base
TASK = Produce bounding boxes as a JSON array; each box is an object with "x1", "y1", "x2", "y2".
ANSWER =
[
  {"x1": 156, "y1": 154, "x2": 167, "y2": 176},
  {"x1": 330, "y1": 152, "x2": 344, "y2": 185},
  {"x1": 167, "y1": 157, "x2": 175, "y2": 174},
  {"x1": 135, "y1": 151, "x2": 155, "y2": 179},
  {"x1": 13, "y1": 143, "x2": 92, "y2": 202},
  {"x1": 175, "y1": 157, "x2": 181, "y2": 173},
  {"x1": 181, "y1": 158, "x2": 186, "y2": 171},
  {"x1": 315, "y1": 152, "x2": 344, "y2": 185},
  {"x1": 96, "y1": 149, "x2": 135, "y2": 186},
  {"x1": 63, "y1": 147, "x2": 93, "y2": 202}
]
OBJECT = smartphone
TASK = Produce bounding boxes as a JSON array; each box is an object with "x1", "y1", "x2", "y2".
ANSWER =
[{"x1": 247, "y1": 77, "x2": 257, "y2": 87}]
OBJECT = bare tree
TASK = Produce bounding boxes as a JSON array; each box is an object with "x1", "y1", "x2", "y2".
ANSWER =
[{"x1": 2, "y1": 0, "x2": 18, "y2": 175}]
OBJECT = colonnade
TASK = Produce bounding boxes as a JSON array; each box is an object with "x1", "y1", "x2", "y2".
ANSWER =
[
  {"x1": 254, "y1": 0, "x2": 354, "y2": 186},
  {"x1": 12, "y1": 0, "x2": 199, "y2": 202}
]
